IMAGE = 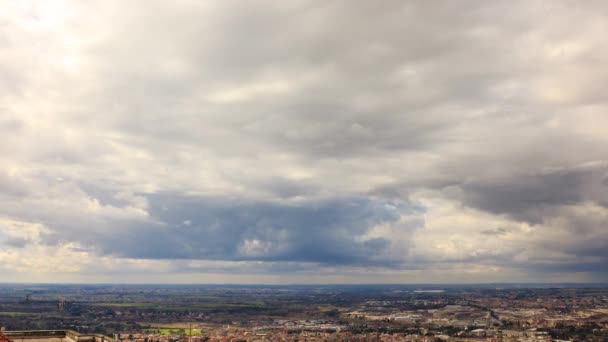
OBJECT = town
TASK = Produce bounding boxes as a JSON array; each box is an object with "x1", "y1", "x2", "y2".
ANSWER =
[{"x1": 1, "y1": 284, "x2": 607, "y2": 341}]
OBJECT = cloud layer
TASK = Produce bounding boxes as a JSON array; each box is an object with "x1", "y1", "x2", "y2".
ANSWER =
[{"x1": 1, "y1": 0, "x2": 607, "y2": 283}]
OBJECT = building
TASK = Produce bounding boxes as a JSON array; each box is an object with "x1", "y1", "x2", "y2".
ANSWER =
[{"x1": 0, "y1": 328, "x2": 114, "y2": 342}]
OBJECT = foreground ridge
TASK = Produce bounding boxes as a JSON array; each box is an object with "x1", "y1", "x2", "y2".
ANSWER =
[{"x1": 0, "y1": 330, "x2": 115, "y2": 342}]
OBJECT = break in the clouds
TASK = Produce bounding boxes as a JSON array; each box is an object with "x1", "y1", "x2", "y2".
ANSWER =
[{"x1": 1, "y1": 0, "x2": 607, "y2": 283}]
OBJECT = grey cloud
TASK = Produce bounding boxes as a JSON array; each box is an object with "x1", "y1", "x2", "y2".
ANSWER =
[
  {"x1": 528, "y1": 262, "x2": 608, "y2": 274},
  {"x1": 460, "y1": 164, "x2": 608, "y2": 224},
  {"x1": 254, "y1": 177, "x2": 321, "y2": 199},
  {"x1": 70, "y1": 1, "x2": 555, "y2": 160},
  {"x1": 480, "y1": 227, "x2": 509, "y2": 236},
  {"x1": 0, "y1": 171, "x2": 30, "y2": 197},
  {"x1": 539, "y1": 208, "x2": 608, "y2": 261},
  {"x1": 447, "y1": 164, "x2": 608, "y2": 275},
  {"x1": 2, "y1": 237, "x2": 29, "y2": 248}
]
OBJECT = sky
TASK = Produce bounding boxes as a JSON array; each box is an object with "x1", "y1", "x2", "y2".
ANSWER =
[{"x1": 1, "y1": 0, "x2": 607, "y2": 284}]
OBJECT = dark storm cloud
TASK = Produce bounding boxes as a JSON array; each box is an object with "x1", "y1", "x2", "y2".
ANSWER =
[{"x1": 43, "y1": 194, "x2": 419, "y2": 266}]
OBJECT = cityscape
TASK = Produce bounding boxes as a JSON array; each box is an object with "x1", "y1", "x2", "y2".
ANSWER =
[{"x1": 1, "y1": 284, "x2": 608, "y2": 341}]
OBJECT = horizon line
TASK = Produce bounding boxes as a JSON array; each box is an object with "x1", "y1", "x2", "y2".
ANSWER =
[{"x1": 1, "y1": 282, "x2": 607, "y2": 286}]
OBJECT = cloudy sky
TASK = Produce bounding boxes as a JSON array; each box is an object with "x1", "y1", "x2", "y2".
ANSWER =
[{"x1": 1, "y1": 1, "x2": 607, "y2": 284}]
